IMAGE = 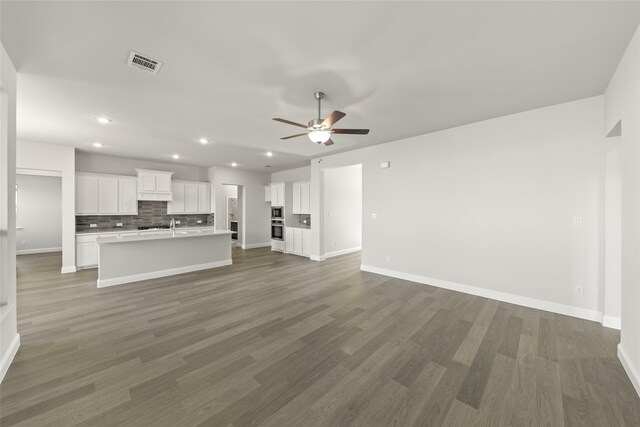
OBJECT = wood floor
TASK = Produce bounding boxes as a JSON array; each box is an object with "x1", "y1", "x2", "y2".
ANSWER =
[{"x1": 1, "y1": 248, "x2": 639, "y2": 426}]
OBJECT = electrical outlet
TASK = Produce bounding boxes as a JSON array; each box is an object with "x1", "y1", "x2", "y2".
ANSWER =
[
  {"x1": 89, "y1": 224, "x2": 97, "y2": 228},
  {"x1": 19, "y1": 240, "x2": 26, "y2": 246},
  {"x1": 575, "y1": 286, "x2": 584, "y2": 295},
  {"x1": 386, "y1": 255, "x2": 391, "y2": 263},
  {"x1": 371, "y1": 213, "x2": 377, "y2": 220},
  {"x1": 197, "y1": 220, "x2": 202, "y2": 224},
  {"x1": 573, "y1": 216, "x2": 582, "y2": 226},
  {"x1": 176, "y1": 220, "x2": 181, "y2": 224},
  {"x1": 116, "y1": 223, "x2": 123, "y2": 227}
]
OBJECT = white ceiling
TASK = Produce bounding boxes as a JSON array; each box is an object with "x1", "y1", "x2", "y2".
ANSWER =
[{"x1": 2, "y1": 1, "x2": 639, "y2": 172}]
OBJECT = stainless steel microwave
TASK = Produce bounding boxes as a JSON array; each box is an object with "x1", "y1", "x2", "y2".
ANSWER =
[{"x1": 271, "y1": 206, "x2": 283, "y2": 219}]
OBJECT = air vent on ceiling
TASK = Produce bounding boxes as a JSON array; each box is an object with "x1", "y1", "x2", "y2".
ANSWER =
[{"x1": 127, "y1": 51, "x2": 162, "y2": 74}]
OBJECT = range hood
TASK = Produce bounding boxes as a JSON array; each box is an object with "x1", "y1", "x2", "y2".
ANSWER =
[{"x1": 135, "y1": 169, "x2": 174, "y2": 201}]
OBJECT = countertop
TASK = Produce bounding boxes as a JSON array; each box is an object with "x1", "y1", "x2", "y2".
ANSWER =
[
  {"x1": 97, "y1": 229, "x2": 233, "y2": 245},
  {"x1": 77, "y1": 226, "x2": 213, "y2": 235}
]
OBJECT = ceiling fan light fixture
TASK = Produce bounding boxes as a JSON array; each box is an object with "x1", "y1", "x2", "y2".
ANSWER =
[{"x1": 308, "y1": 130, "x2": 331, "y2": 144}]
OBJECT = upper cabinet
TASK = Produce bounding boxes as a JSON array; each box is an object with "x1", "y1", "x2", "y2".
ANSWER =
[
  {"x1": 292, "y1": 181, "x2": 311, "y2": 214},
  {"x1": 135, "y1": 169, "x2": 174, "y2": 201},
  {"x1": 167, "y1": 180, "x2": 211, "y2": 214},
  {"x1": 76, "y1": 173, "x2": 138, "y2": 216},
  {"x1": 270, "y1": 182, "x2": 284, "y2": 206}
]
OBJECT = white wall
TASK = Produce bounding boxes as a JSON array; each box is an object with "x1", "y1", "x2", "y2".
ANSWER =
[
  {"x1": 324, "y1": 164, "x2": 362, "y2": 257},
  {"x1": 1, "y1": 42, "x2": 19, "y2": 382},
  {"x1": 312, "y1": 96, "x2": 605, "y2": 322},
  {"x1": 76, "y1": 152, "x2": 208, "y2": 181},
  {"x1": 604, "y1": 24, "x2": 640, "y2": 397},
  {"x1": 16, "y1": 174, "x2": 62, "y2": 254},
  {"x1": 16, "y1": 141, "x2": 75, "y2": 273},
  {"x1": 208, "y1": 167, "x2": 270, "y2": 248},
  {"x1": 271, "y1": 165, "x2": 310, "y2": 183}
]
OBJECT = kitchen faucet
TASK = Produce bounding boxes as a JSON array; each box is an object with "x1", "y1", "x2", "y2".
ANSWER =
[{"x1": 170, "y1": 218, "x2": 176, "y2": 232}]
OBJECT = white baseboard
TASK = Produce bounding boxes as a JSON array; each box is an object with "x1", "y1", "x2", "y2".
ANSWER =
[
  {"x1": 97, "y1": 259, "x2": 232, "y2": 288},
  {"x1": 0, "y1": 333, "x2": 20, "y2": 383},
  {"x1": 241, "y1": 242, "x2": 271, "y2": 249},
  {"x1": 61, "y1": 265, "x2": 77, "y2": 274},
  {"x1": 360, "y1": 264, "x2": 602, "y2": 323},
  {"x1": 602, "y1": 315, "x2": 621, "y2": 330},
  {"x1": 310, "y1": 255, "x2": 326, "y2": 262},
  {"x1": 325, "y1": 246, "x2": 361, "y2": 259},
  {"x1": 618, "y1": 344, "x2": 640, "y2": 398},
  {"x1": 16, "y1": 247, "x2": 62, "y2": 255}
]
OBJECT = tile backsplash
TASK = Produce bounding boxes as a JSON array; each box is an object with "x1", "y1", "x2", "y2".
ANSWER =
[{"x1": 76, "y1": 201, "x2": 214, "y2": 232}]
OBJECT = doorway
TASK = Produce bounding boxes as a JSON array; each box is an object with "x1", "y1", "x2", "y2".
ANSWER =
[
  {"x1": 322, "y1": 164, "x2": 362, "y2": 258},
  {"x1": 15, "y1": 173, "x2": 63, "y2": 259},
  {"x1": 603, "y1": 126, "x2": 622, "y2": 329},
  {"x1": 222, "y1": 184, "x2": 243, "y2": 247}
]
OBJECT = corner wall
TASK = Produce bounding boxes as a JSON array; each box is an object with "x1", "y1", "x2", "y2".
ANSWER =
[
  {"x1": 16, "y1": 141, "x2": 76, "y2": 273},
  {"x1": 1, "y1": 43, "x2": 19, "y2": 383},
  {"x1": 604, "y1": 24, "x2": 640, "y2": 397}
]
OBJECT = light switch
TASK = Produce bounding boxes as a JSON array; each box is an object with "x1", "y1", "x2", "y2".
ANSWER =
[
  {"x1": 371, "y1": 213, "x2": 377, "y2": 220},
  {"x1": 380, "y1": 161, "x2": 390, "y2": 169},
  {"x1": 573, "y1": 216, "x2": 582, "y2": 226}
]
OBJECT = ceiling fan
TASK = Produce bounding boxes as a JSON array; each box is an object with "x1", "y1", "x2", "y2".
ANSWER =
[{"x1": 273, "y1": 92, "x2": 369, "y2": 146}]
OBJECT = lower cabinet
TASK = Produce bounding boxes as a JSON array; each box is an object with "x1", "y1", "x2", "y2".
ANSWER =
[{"x1": 285, "y1": 227, "x2": 310, "y2": 257}]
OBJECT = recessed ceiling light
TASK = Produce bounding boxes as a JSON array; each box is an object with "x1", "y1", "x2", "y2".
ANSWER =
[
  {"x1": 96, "y1": 117, "x2": 111, "y2": 124},
  {"x1": 199, "y1": 138, "x2": 209, "y2": 144},
  {"x1": 231, "y1": 162, "x2": 237, "y2": 167},
  {"x1": 172, "y1": 154, "x2": 180, "y2": 159},
  {"x1": 93, "y1": 142, "x2": 103, "y2": 148},
  {"x1": 266, "y1": 151, "x2": 273, "y2": 157}
]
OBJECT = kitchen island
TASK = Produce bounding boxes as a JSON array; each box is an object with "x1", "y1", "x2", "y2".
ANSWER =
[{"x1": 96, "y1": 229, "x2": 233, "y2": 287}]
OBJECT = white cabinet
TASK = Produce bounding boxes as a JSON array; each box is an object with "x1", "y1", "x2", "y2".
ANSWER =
[
  {"x1": 285, "y1": 227, "x2": 311, "y2": 257},
  {"x1": 76, "y1": 175, "x2": 99, "y2": 214},
  {"x1": 185, "y1": 184, "x2": 198, "y2": 213},
  {"x1": 292, "y1": 181, "x2": 310, "y2": 214},
  {"x1": 77, "y1": 173, "x2": 138, "y2": 215},
  {"x1": 98, "y1": 177, "x2": 119, "y2": 214},
  {"x1": 264, "y1": 185, "x2": 271, "y2": 202},
  {"x1": 167, "y1": 180, "x2": 211, "y2": 214},
  {"x1": 198, "y1": 183, "x2": 210, "y2": 213},
  {"x1": 270, "y1": 183, "x2": 284, "y2": 206},
  {"x1": 76, "y1": 235, "x2": 99, "y2": 268},
  {"x1": 135, "y1": 169, "x2": 174, "y2": 201},
  {"x1": 118, "y1": 178, "x2": 138, "y2": 214}
]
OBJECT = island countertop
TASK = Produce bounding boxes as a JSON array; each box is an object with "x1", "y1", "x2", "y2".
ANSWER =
[{"x1": 96, "y1": 229, "x2": 233, "y2": 245}]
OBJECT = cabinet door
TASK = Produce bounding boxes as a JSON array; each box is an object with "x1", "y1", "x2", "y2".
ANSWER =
[
  {"x1": 270, "y1": 184, "x2": 278, "y2": 206},
  {"x1": 168, "y1": 183, "x2": 185, "y2": 214},
  {"x1": 198, "y1": 184, "x2": 210, "y2": 213},
  {"x1": 118, "y1": 178, "x2": 137, "y2": 214},
  {"x1": 98, "y1": 177, "x2": 119, "y2": 214},
  {"x1": 292, "y1": 182, "x2": 301, "y2": 214},
  {"x1": 138, "y1": 173, "x2": 156, "y2": 192},
  {"x1": 301, "y1": 183, "x2": 311, "y2": 214},
  {"x1": 285, "y1": 228, "x2": 294, "y2": 253},
  {"x1": 76, "y1": 175, "x2": 99, "y2": 214},
  {"x1": 76, "y1": 242, "x2": 98, "y2": 267},
  {"x1": 302, "y1": 229, "x2": 311, "y2": 256},
  {"x1": 264, "y1": 185, "x2": 271, "y2": 202},
  {"x1": 277, "y1": 184, "x2": 285, "y2": 206},
  {"x1": 293, "y1": 228, "x2": 303, "y2": 255},
  {"x1": 185, "y1": 184, "x2": 199, "y2": 213},
  {"x1": 156, "y1": 174, "x2": 172, "y2": 192}
]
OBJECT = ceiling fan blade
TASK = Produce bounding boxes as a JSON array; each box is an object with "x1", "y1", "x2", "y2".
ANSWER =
[
  {"x1": 280, "y1": 133, "x2": 308, "y2": 140},
  {"x1": 331, "y1": 128, "x2": 370, "y2": 135},
  {"x1": 273, "y1": 118, "x2": 309, "y2": 129},
  {"x1": 324, "y1": 138, "x2": 335, "y2": 146},
  {"x1": 321, "y1": 111, "x2": 346, "y2": 128}
]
